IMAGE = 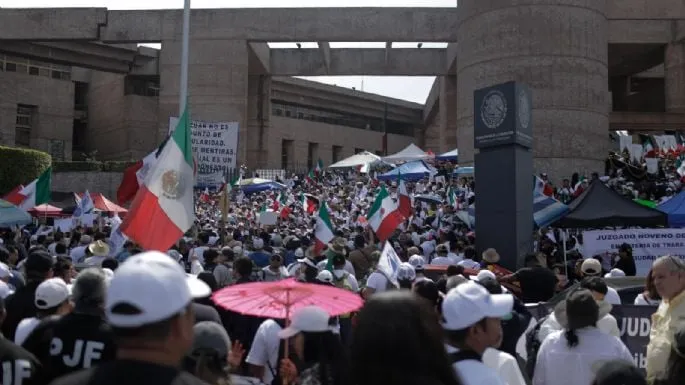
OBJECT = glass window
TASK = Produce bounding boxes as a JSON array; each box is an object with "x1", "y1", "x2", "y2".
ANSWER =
[
  {"x1": 5, "y1": 63, "x2": 16, "y2": 72},
  {"x1": 28, "y1": 66, "x2": 39, "y2": 75}
]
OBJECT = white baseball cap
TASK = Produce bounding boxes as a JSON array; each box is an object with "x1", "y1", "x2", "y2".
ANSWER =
[
  {"x1": 278, "y1": 306, "x2": 330, "y2": 339},
  {"x1": 106, "y1": 251, "x2": 211, "y2": 328},
  {"x1": 604, "y1": 268, "x2": 626, "y2": 278},
  {"x1": 442, "y1": 281, "x2": 513, "y2": 330},
  {"x1": 397, "y1": 262, "x2": 416, "y2": 281},
  {"x1": 316, "y1": 270, "x2": 333, "y2": 283},
  {"x1": 35, "y1": 278, "x2": 70, "y2": 309},
  {"x1": 470, "y1": 270, "x2": 497, "y2": 282}
]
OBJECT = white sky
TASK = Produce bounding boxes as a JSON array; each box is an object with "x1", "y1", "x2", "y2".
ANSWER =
[{"x1": 0, "y1": 0, "x2": 457, "y2": 104}]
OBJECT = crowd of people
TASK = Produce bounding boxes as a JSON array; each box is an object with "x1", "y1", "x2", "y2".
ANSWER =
[{"x1": 0, "y1": 165, "x2": 684, "y2": 385}]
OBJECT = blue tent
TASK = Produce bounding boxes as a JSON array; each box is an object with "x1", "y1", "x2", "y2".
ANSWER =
[
  {"x1": 657, "y1": 191, "x2": 685, "y2": 227},
  {"x1": 377, "y1": 160, "x2": 436, "y2": 181},
  {"x1": 464, "y1": 193, "x2": 568, "y2": 228},
  {"x1": 453, "y1": 166, "x2": 474, "y2": 175},
  {"x1": 436, "y1": 148, "x2": 458, "y2": 161}
]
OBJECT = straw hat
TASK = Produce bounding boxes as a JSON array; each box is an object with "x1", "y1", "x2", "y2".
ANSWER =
[
  {"x1": 88, "y1": 240, "x2": 110, "y2": 257},
  {"x1": 481, "y1": 248, "x2": 500, "y2": 264}
]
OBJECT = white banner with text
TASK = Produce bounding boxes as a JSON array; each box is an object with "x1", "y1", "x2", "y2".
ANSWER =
[
  {"x1": 582, "y1": 228, "x2": 685, "y2": 276},
  {"x1": 170, "y1": 117, "x2": 239, "y2": 186}
]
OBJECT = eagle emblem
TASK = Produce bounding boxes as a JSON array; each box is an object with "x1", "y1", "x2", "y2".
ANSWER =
[{"x1": 161, "y1": 170, "x2": 184, "y2": 199}]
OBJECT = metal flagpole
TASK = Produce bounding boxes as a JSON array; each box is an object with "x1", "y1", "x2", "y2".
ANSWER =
[{"x1": 179, "y1": 0, "x2": 191, "y2": 117}]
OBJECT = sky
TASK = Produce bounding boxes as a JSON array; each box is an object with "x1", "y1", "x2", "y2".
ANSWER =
[{"x1": 0, "y1": 0, "x2": 457, "y2": 104}]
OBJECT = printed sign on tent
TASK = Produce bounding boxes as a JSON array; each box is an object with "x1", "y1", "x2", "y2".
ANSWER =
[
  {"x1": 582, "y1": 229, "x2": 685, "y2": 276},
  {"x1": 169, "y1": 117, "x2": 239, "y2": 187}
]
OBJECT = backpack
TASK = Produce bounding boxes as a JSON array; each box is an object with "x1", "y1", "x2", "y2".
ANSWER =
[{"x1": 524, "y1": 315, "x2": 549, "y2": 378}]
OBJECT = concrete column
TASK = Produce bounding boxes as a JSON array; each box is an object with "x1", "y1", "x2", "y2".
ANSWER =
[
  {"x1": 456, "y1": 0, "x2": 609, "y2": 179},
  {"x1": 439, "y1": 75, "x2": 457, "y2": 152},
  {"x1": 247, "y1": 75, "x2": 271, "y2": 168},
  {"x1": 159, "y1": 39, "x2": 249, "y2": 164},
  {"x1": 665, "y1": 43, "x2": 685, "y2": 113}
]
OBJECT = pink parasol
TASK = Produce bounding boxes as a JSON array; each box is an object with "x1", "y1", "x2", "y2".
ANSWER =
[{"x1": 212, "y1": 278, "x2": 363, "y2": 319}]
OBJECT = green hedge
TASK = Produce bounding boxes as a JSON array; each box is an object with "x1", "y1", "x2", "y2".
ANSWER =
[
  {"x1": 0, "y1": 146, "x2": 52, "y2": 196},
  {"x1": 52, "y1": 161, "x2": 137, "y2": 173}
]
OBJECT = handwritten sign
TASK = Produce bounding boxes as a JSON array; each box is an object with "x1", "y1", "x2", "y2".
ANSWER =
[{"x1": 170, "y1": 117, "x2": 239, "y2": 186}]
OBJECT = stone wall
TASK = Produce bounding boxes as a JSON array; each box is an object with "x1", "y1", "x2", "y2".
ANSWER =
[{"x1": 52, "y1": 171, "x2": 123, "y2": 199}]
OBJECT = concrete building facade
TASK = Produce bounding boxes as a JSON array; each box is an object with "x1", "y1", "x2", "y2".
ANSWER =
[{"x1": 1, "y1": 2, "x2": 685, "y2": 178}]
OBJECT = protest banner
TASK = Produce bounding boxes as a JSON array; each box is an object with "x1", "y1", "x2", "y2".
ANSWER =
[
  {"x1": 526, "y1": 303, "x2": 655, "y2": 374},
  {"x1": 170, "y1": 117, "x2": 239, "y2": 187},
  {"x1": 582, "y1": 228, "x2": 685, "y2": 276}
]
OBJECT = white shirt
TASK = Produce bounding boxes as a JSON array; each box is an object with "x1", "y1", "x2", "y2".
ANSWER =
[
  {"x1": 605, "y1": 287, "x2": 622, "y2": 305},
  {"x1": 634, "y1": 293, "x2": 660, "y2": 306},
  {"x1": 15, "y1": 317, "x2": 41, "y2": 346},
  {"x1": 84, "y1": 255, "x2": 107, "y2": 267},
  {"x1": 365, "y1": 272, "x2": 390, "y2": 293},
  {"x1": 458, "y1": 259, "x2": 481, "y2": 270},
  {"x1": 448, "y1": 253, "x2": 463, "y2": 264},
  {"x1": 431, "y1": 256, "x2": 453, "y2": 266},
  {"x1": 538, "y1": 312, "x2": 620, "y2": 342},
  {"x1": 189, "y1": 246, "x2": 209, "y2": 264},
  {"x1": 482, "y1": 348, "x2": 527, "y2": 385},
  {"x1": 446, "y1": 345, "x2": 507, "y2": 385},
  {"x1": 246, "y1": 319, "x2": 282, "y2": 385},
  {"x1": 69, "y1": 246, "x2": 87, "y2": 263},
  {"x1": 533, "y1": 328, "x2": 633, "y2": 385}
]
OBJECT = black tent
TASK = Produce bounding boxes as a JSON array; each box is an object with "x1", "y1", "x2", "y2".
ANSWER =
[{"x1": 554, "y1": 179, "x2": 667, "y2": 228}]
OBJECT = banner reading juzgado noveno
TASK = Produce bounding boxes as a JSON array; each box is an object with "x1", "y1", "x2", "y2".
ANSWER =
[
  {"x1": 582, "y1": 228, "x2": 685, "y2": 276},
  {"x1": 170, "y1": 117, "x2": 239, "y2": 187}
]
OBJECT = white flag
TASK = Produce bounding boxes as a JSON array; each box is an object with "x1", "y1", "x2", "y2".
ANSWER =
[{"x1": 378, "y1": 241, "x2": 402, "y2": 287}]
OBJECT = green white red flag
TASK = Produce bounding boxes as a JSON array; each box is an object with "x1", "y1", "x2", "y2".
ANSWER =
[
  {"x1": 367, "y1": 185, "x2": 404, "y2": 242},
  {"x1": 314, "y1": 201, "x2": 334, "y2": 255},
  {"x1": 120, "y1": 107, "x2": 195, "y2": 251}
]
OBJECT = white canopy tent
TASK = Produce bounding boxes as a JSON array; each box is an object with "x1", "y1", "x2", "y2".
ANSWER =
[
  {"x1": 382, "y1": 143, "x2": 432, "y2": 163},
  {"x1": 328, "y1": 151, "x2": 382, "y2": 168}
]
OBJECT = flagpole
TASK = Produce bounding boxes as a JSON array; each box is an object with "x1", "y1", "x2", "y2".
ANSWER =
[{"x1": 179, "y1": 0, "x2": 191, "y2": 117}]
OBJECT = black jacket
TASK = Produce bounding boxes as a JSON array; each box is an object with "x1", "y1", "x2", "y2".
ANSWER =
[{"x1": 2, "y1": 281, "x2": 40, "y2": 341}]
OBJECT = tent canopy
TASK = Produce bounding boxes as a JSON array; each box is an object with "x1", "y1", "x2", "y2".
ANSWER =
[
  {"x1": 657, "y1": 191, "x2": 685, "y2": 227},
  {"x1": 329, "y1": 151, "x2": 381, "y2": 168},
  {"x1": 238, "y1": 178, "x2": 286, "y2": 194},
  {"x1": 377, "y1": 160, "x2": 437, "y2": 181},
  {"x1": 554, "y1": 180, "x2": 667, "y2": 228},
  {"x1": 76, "y1": 192, "x2": 128, "y2": 213},
  {"x1": 465, "y1": 193, "x2": 568, "y2": 229},
  {"x1": 382, "y1": 144, "x2": 431, "y2": 163},
  {"x1": 436, "y1": 148, "x2": 458, "y2": 161}
]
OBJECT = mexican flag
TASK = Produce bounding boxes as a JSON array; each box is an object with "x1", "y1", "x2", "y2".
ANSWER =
[
  {"x1": 314, "y1": 201, "x2": 334, "y2": 255},
  {"x1": 120, "y1": 107, "x2": 195, "y2": 251},
  {"x1": 314, "y1": 159, "x2": 324, "y2": 175},
  {"x1": 640, "y1": 134, "x2": 656, "y2": 158},
  {"x1": 19, "y1": 167, "x2": 52, "y2": 210},
  {"x1": 273, "y1": 191, "x2": 288, "y2": 211},
  {"x1": 367, "y1": 185, "x2": 404, "y2": 242},
  {"x1": 447, "y1": 186, "x2": 457, "y2": 207},
  {"x1": 305, "y1": 169, "x2": 316, "y2": 184},
  {"x1": 301, "y1": 193, "x2": 317, "y2": 214},
  {"x1": 397, "y1": 174, "x2": 412, "y2": 218},
  {"x1": 534, "y1": 176, "x2": 554, "y2": 197}
]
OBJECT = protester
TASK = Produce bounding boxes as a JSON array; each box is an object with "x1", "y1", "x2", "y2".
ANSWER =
[
  {"x1": 245, "y1": 319, "x2": 284, "y2": 385},
  {"x1": 14, "y1": 277, "x2": 72, "y2": 346},
  {"x1": 49, "y1": 251, "x2": 211, "y2": 385},
  {"x1": 532, "y1": 289, "x2": 633, "y2": 385},
  {"x1": 22, "y1": 268, "x2": 115, "y2": 383},
  {"x1": 579, "y1": 259, "x2": 622, "y2": 305},
  {"x1": 277, "y1": 306, "x2": 349, "y2": 385},
  {"x1": 442, "y1": 281, "x2": 513, "y2": 385},
  {"x1": 634, "y1": 268, "x2": 661, "y2": 306},
  {"x1": 0, "y1": 296, "x2": 43, "y2": 384},
  {"x1": 2, "y1": 250, "x2": 53, "y2": 341},
  {"x1": 613, "y1": 243, "x2": 637, "y2": 277},
  {"x1": 647, "y1": 255, "x2": 685, "y2": 382},
  {"x1": 593, "y1": 359, "x2": 647, "y2": 385},
  {"x1": 500, "y1": 254, "x2": 557, "y2": 304},
  {"x1": 183, "y1": 321, "x2": 244, "y2": 385},
  {"x1": 351, "y1": 291, "x2": 463, "y2": 385}
]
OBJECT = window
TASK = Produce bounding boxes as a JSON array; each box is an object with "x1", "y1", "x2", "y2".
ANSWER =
[
  {"x1": 332, "y1": 145, "x2": 342, "y2": 163},
  {"x1": 124, "y1": 75, "x2": 160, "y2": 97},
  {"x1": 28, "y1": 66, "x2": 39, "y2": 75},
  {"x1": 281, "y1": 140, "x2": 293, "y2": 170},
  {"x1": 15, "y1": 104, "x2": 35, "y2": 147},
  {"x1": 5, "y1": 63, "x2": 16, "y2": 72},
  {"x1": 307, "y1": 142, "x2": 318, "y2": 170}
]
